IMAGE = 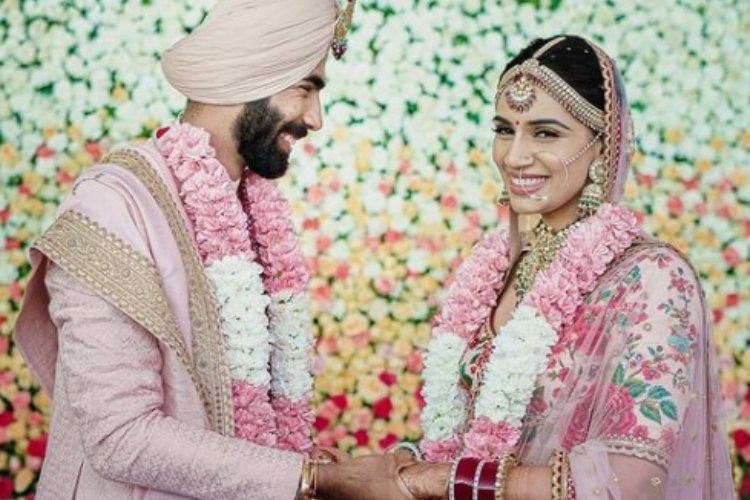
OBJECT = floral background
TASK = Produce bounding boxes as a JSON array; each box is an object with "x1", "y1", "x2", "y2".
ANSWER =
[{"x1": 1, "y1": 0, "x2": 748, "y2": 496}]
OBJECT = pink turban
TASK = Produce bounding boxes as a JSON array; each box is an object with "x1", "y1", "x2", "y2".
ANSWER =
[{"x1": 161, "y1": 0, "x2": 338, "y2": 105}]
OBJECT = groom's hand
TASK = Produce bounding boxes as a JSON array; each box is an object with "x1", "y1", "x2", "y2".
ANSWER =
[{"x1": 316, "y1": 453, "x2": 416, "y2": 500}]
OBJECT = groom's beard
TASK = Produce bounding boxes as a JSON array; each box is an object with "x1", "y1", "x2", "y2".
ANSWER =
[{"x1": 233, "y1": 99, "x2": 308, "y2": 179}]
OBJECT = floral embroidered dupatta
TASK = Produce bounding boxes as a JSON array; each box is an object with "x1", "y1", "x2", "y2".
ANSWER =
[{"x1": 514, "y1": 239, "x2": 733, "y2": 499}]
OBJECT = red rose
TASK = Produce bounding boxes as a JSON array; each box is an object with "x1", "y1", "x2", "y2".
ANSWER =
[
  {"x1": 372, "y1": 397, "x2": 393, "y2": 419},
  {"x1": 0, "y1": 478, "x2": 12, "y2": 497},
  {"x1": 0, "y1": 411, "x2": 14, "y2": 427},
  {"x1": 313, "y1": 416, "x2": 330, "y2": 431},
  {"x1": 378, "y1": 433, "x2": 398, "y2": 450},
  {"x1": 354, "y1": 429, "x2": 369, "y2": 447},
  {"x1": 379, "y1": 371, "x2": 397, "y2": 386},
  {"x1": 741, "y1": 473, "x2": 750, "y2": 496},
  {"x1": 27, "y1": 435, "x2": 48, "y2": 457},
  {"x1": 734, "y1": 429, "x2": 750, "y2": 450},
  {"x1": 330, "y1": 394, "x2": 348, "y2": 410}
]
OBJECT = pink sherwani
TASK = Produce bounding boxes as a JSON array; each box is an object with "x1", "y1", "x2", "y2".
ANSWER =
[{"x1": 15, "y1": 141, "x2": 302, "y2": 499}]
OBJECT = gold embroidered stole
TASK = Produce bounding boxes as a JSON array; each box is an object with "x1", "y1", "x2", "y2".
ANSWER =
[{"x1": 37, "y1": 149, "x2": 234, "y2": 436}]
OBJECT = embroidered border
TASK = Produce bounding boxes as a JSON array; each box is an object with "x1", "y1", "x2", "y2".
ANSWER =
[
  {"x1": 601, "y1": 436, "x2": 671, "y2": 469},
  {"x1": 36, "y1": 211, "x2": 197, "y2": 387},
  {"x1": 103, "y1": 148, "x2": 234, "y2": 436}
]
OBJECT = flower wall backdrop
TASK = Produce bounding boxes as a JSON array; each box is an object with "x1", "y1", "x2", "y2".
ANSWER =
[{"x1": 1, "y1": 0, "x2": 748, "y2": 496}]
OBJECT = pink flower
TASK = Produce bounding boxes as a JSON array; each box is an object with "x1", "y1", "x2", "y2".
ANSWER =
[
  {"x1": 562, "y1": 386, "x2": 596, "y2": 449},
  {"x1": 232, "y1": 381, "x2": 277, "y2": 447},
  {"x1": 272, "y1": 395, "x2": 313, "y2": 453},
  {"x1": 462, "y1": 416, "x2": 522, "y2": 460},
  {"x1": 599, "y1": 384, "x2": 637, "y2": 436},
  {"x1": 421, "y1": 436, "x2": 462, "y2": 462}
]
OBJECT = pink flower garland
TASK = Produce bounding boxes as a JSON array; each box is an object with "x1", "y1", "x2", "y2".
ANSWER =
[
  {"x1": 421, "y1": 204, "x2": 641, "y2": 461},
  {"x1": 156, "y1": 122, "x2": 312, "y2": 452},
  {"x1": 242, "y1": 174, "x2": 313, "y2": 452}
]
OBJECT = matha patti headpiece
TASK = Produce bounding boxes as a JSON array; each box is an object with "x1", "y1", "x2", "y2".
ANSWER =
[
  {"x1": 331, "y1": 0, "x2": 357, "y2": 59},
  {"x1": 496, "y1": 37, "x2": 606, "y2": 132}
]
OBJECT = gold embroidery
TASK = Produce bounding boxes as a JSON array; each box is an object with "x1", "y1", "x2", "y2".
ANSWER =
[
  {"x1": 36, "y1": 211, "x2": 197, "y2": 388},
  {"x1": 601, "y1": 436, "x2": 671, "y2": 468},
  {"x1": 103, "y1": 148, "x2": 233, "y2": 436}
]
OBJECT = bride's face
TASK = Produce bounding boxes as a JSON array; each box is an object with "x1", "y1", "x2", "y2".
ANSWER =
[{"x1": 492, "y1": 87, "x2": 602, "y2": 228}]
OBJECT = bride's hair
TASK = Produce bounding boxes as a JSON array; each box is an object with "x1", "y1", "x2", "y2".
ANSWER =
[{"x1": 502, "y1": 35, "x2": 606, "y2": 113}]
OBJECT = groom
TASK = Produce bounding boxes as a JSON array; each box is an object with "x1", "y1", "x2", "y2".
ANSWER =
[{"x1": 15, "y1": 0, "x2": 410, "y2": 498}]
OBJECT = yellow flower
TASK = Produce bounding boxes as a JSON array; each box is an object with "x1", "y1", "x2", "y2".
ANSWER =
[
  {"x1": 331, "y1": 126, "x2": 349, "y2": 143},
  {"x1": 481, "y1": 180, "x2": 498, "y2": 201},
  {"x1": 341, "y1": 312, "x2": 370, "y2": 336},
  {"x1": 624, "y1": 181, "x2": 638, "y2": 199},
  {"x1": 662, "y1": 164, "x2": 679, "y2": 180},
  {"x1": 7, "y1": 421, "x2": 26, "y2": 441},
  {"x1": 664, "y1": 127, "x2": 684, "y2": 144},
  {"x1": 631, "y1": 150, "x2": 644, "y2": 166},
  {"x1": 9, "y1": 249, "x2": 28, "y2": 267},
  {"x1": 15, "y1": 468, "x2": 35, "y2": 492},
  {"x1": 356, "y1": 375, "x2": 387, "y2": 404},
  {"x1": 399, "y1": 146, "x2": 412, "y2": 161},
  {"x1": 22, "y1": 171, "x2": 45, "y2": 193},
  {"x1": 0, "y1": 144, "x2": 19, "y2": 166},
  {"x1": 710, "y1": 137, "x2": 725, "y2": 150},
  {"x1": 468, "y1": 148, "x2": 484, "y2": 166},
  {"x1": 112, "y1": 86, "x2": 129, "y2": 102},
  {"x1": 391, "y1": 302, "x2": 414, "y2": 322},
  {"x1": 695, "y1": 227, "x2": 718, "y2": 247},
  {"x1": 740, "y1": 131, "x2": 750, "y2": 149},
  {"x1": 68, "y1": 124, "x2": 83, "y2": 142},
  {"x1": 695, "y1": 158, "x2": 712, "y2": 174},
  {"x1": 42, "y1": 124, "x2": 57, "y2": 139},
  {"x1": 729, "y1": 168, "x2": 747, "y2": 187},
  {"x1": 420, "y1": 181, "x2": 438, "y2": 198}
]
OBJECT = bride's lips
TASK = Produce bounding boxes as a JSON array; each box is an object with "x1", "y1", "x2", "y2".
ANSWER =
[{"x1": 509, "y1": 175, "x2": 548, "y2": 196}]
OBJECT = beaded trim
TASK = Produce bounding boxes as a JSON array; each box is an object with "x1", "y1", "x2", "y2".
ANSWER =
[{"x1": 497, "y1": 58, "x2": 606, "y2": 132}]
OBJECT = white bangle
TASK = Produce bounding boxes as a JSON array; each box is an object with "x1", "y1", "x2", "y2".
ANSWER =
[{"x1": 389, "y1": 441, "x2": 424, "y2": 461}]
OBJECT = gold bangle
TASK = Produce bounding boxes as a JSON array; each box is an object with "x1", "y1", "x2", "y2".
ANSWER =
[
  {"x1": 299, "y1": 459, "x2": 316, "y2": 500},
  {"x1": 548, "y1": 451, "x2": 565, "y2": 500},
  {"x1": 494, "y1": 452, "x2": 518, "y2": 500}
]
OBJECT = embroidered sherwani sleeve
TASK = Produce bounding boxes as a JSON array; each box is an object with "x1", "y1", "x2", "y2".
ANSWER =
[{"x1": 46, "y1": 263, "x2": 303, "y2": 499}]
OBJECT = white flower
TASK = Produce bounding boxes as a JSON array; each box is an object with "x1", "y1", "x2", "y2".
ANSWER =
[
  {"x1": 474, "y1": 306, "x2": 557, "y2": 425},
  {"x1": 421, "y1": 332, "x2": 468, "y2": 440}
]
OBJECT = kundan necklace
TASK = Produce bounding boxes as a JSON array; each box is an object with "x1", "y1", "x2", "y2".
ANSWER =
[{"x1": 514, "y1": 218, "x2": 582, "y2": 303}]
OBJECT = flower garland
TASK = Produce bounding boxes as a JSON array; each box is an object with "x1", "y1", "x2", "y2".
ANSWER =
[
  {"x1": 156, "y1": 122, "x2": 314, "y2": 452},
  {"x1": 420, "y1": 204, "x2": 641, "y2": 461}
]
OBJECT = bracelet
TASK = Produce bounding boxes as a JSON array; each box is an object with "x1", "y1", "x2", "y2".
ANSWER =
[
  {"x1": 448, "y1": 457, "x2": 461, "y2": 500},
  {"x1": 454, "y1": 457, "x2": 481, "y2": 500},
  {"x1": 477, "y1": 460, "x2": 499, "y2": 500},
  {"x1": 564, "y1": 454, "x2": 576, "y2": 500},
  {"x1": 494, "y1": 452, "x2": 517, "y2": 500},
  {"x1": 549, "y1": 450, "x2": 565, "y2": 500},
  {"x1": 389, "y1": 441, "x2": 424, "y2": 461},
  {"x1": 298, "y1": 458, "x2": 322, "y2": 500},
  {"x1": 472, "y1": 461, "x2": 487, "y2": 500}
]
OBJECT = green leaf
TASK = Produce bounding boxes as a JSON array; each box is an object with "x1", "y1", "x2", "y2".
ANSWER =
[
  {"x1": 613, "y1": 364, "x2": 625, "y2": 386},
  {"x1": 640, "y1": 402, "x2": 662, "y2": 424},
  {"x1": 660, "y1": 400, "x2": 678, "y2": 421},
  {"x1": 625, "y1": 379, "x2": 647, "y2": 398},
  {"x1": 647, "y1": 385, "x2": 671, "y2": 400}
]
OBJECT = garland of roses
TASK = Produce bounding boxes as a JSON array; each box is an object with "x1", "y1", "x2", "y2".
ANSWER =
[
  {"x1": 420, "y1": 204, "x2": 641, "y2": 461},
  {"x1": 156, "y1": 122, "x2": 314, "y2": 452}
]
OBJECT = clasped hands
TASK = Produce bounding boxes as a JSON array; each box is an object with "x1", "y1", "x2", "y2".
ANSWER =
[{"x1": 312, "y1": 446, "x2": 449, "y2": 500}]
